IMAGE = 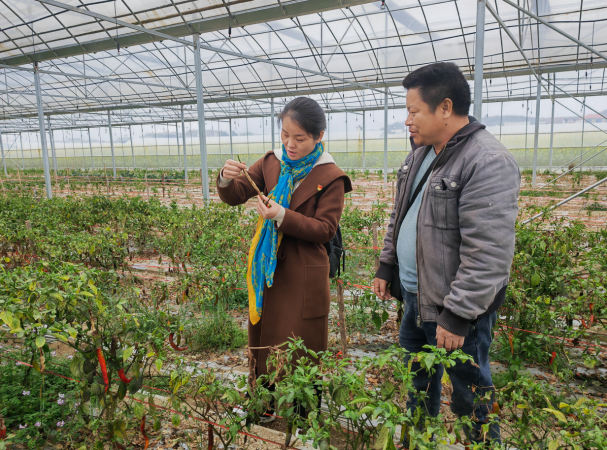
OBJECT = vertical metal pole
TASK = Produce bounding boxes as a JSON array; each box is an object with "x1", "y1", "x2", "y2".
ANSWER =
[
  {"x1": 531, "y1": 79, "x2": 541, "y2": 188},
  {"x1": 499, "y1": 101, "x2": 503, "y2": 141},
  {"x1": 229, "y1": 118, "x2": 234, "y2": 159},
  {"x1": 362, "y1": 110, "x2": 366, "y2": 169},
  {"x1": 181, "y1": 105, "x2": 188, "y2": 182},
  {"x1": 47, "y1": 115, "x2": 58, "y2": 175},
  {"x1": 580, "y1": 98, "x2": 586, "y2": 172},
  {"x1": 34, "y1": 64, "x2": 52, "y2": 199},
  {"x1": 176, "y1": 123, "x2": 181, "y2": 170},
  {"x1": 327, "y1": 113, "x2": 330, "y2": 151},
  {"x1": 193, "y1": 34, "x2": 209, "y2": 201},
  {"x1": 20, "y1": 133, "x2": 24, "y2": 170},
  {"x1": 524, "y1": 100, "x2": 529, "y2": 168},
  {"x1": 129, "y1": 125, "x2": 135, "y2": 169},
  {"x1": 0, "y1": 131, "x2": 6, "y2": 176},
  {"x1": 88, "y1": 128, "x2": 95, "y2": 169},
  {"x1": 473, "y1": 0, "x2": 486, "y2": 119},
  {"x1": 271, "y1": 97, "x2": 275, "y2": 150},
  {"x1": 107, "y1": 111, "x2": 116, "y2": 180},
  {"x1": 345, "y1": 111, "x2": 348, "y2": 165},
  {"x1": 383, "y1": 87, "x2": 389, "y2": 184},
  {"x1": 548, "y1": 75, "x2": 555, "y2": 171}
]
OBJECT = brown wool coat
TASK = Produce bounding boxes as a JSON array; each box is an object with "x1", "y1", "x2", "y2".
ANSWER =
[{"x1": 217, "y1": 151, "x2": 352, "y2": 376}]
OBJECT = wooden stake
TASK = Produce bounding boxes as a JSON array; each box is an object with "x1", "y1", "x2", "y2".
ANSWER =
[
  {"x1": 337, "y1": 281, "x2": 348, "y2": 357},
  {"x1": 25, "y1": 220, "x2": 32, "y2": 230},
  {"x1": 145, "y1": 173, "x2": 150, "y2": 199},
  {"x1": 372, "y1": 222, "x2": 380, "y2": 271},
  {"x1": 207, "y1": 424, "x2": 214, "y2": 450}
]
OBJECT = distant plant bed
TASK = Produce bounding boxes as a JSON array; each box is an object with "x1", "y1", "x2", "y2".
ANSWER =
[{"x1": 585, "y1": 202, "x2": 607, "y2": 211}]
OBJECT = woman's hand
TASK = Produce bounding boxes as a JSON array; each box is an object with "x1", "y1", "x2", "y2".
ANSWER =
[
  {"x1": 221, "y1": 159, "x2": 247, "y2": 180},
  {"x1": 256, "y1": 195, "x2": 281, "y2": 220}
]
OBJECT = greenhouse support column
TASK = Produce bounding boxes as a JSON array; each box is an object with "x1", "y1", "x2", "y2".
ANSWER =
[
  {"x1": 176, "y1": 123, "x2": 181, "y2": 170},
  {"x1": 473, "y1": 0, "x2": 486, "y2": 119},
  {"x1": 47, "y1": 115, "x2": 58, "y2": 175},
  {"x1": 181, "y1": 105, "x2": 188, "y2": 182},
  {"x1": 88, "y1": 128, "x2": 95, "y2": 169},
  {"x1": 229, "y1": 118, "x2": 234, "y2": 159},
  {"x1": 548, "y1": 74, "x2": 555, "y2": 170},
  {"x1": 107, "y1": 111, "x2": 116, "y2": 180},
  {"x1": 34, "y1": 63, "x2": 52, "y2": 199},
  {"x1": 271, "y1": 97, "x2": 275, "y2": 150},
  {"x1": 193, "y1": 34, "x2": 209, "y2": 202},
  {"x1": 20, "y1": 133, "x2": 24, "y2": 170},
  {"x1": 383, "y1": 87, "x2": 388, "y2": 184},
  {"x1": 0, "y1": 132, "x2": 6, "y2": 176},
  {"x1": 362, "y1": 110, "x2": 366, "y2": 169},
  {"x1": 580, "y1": 98, "x2": 586, "y2": 172},
  {"x1": 531, "y1": 79, "x2": 541, "y2": 188},
  {"x1": 129, "y1": 125, "x2": 135, "y2": 169}
]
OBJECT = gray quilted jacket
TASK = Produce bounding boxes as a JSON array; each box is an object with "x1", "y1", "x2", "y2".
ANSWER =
[{"x1": 375, "y1": 120, "x2": 520, "y2": 336}]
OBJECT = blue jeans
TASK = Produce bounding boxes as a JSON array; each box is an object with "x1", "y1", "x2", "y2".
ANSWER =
[{"x1": 400, "y1": 289, "x2": 500, "y2": 443}]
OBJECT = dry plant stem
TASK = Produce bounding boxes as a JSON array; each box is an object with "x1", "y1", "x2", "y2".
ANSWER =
[
  {"x1": 337, "y1": 281, "x2": 348, "y2": 357},
  {"x1": 237, "y1": 155, "x2": 270, "y2": 206},
  {"x1": 372, "y1": 222, "x2": 379, "y2": 271}
]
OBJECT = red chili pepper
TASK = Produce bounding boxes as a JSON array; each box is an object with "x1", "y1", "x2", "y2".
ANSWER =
[
  {"x1": 581, "y1": 318, "x2": 588, "y2": 329},
  {"x1": 0, "y1": 419, "x2": 6, "y2": 440},
  {"x1": 96, "y1": 347, "x2": 109, "y2": 393},
  {"x1": 492, "y1": 401, "x2": 500, "y2": 414},
  {"x1": 141, "y1": 415, "x2": 149, "y2": 450},
  {"x1": 118, "y1": 368, "x2": 132, "y2": 383},
  {"x1": 589, "y1": 302, "x2": 594, "y2": 313},
  {"x1": 590, "y1": 314, "x2": 595, "y2": 326},
  {"x1": 169, "y1": 333, "x2": 188, "y2": 351},
  {"x1": 549, "y1": 351, "x2": 557, "y2": 365}
]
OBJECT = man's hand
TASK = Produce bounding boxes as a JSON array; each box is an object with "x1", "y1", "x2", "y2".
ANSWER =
[
  {"x1": 373, "y1": 277, "x2": 392, "y2": 301},
  {"x1": 436, "y1": 325, "x2": 465, "y2": 351},
  {"x1": 256, "y1": 194, "x2": 281, "y2": 220}
]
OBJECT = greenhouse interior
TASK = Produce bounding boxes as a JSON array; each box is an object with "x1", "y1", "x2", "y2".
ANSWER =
[{"x1": 0, "y1": 0, "x2": 607, "y2": 449}]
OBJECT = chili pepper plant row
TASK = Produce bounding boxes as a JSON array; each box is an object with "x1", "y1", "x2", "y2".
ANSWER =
[{"x1": 0, "y1": 185, "x2": 606, "y2": 449}]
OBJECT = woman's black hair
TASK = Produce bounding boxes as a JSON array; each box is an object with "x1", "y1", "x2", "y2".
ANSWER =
[{"x1": 278, "y1": 97, "x2": 326, "y2": 140}]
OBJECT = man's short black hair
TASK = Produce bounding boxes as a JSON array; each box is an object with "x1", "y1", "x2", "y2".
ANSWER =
[{"x1": 402, "y1": 62, "x2": 471, "y2": 116}]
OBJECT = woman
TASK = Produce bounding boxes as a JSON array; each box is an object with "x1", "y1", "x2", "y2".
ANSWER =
[{"x1": 217, "y1": 97, "x2": 352, "y2": 380}]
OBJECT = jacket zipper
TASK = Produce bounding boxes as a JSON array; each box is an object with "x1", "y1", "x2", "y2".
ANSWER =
[{"x1": 415, "y1": 147, "x2": 447, "y2": 326}]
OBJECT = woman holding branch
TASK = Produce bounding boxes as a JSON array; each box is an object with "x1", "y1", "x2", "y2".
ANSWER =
[{"x1": 217, "y1": 98, "x2": 352, "y2": 382}]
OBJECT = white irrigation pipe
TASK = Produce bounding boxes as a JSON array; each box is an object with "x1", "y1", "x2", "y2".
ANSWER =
[{"x1": 522, "y1": 176, "x2": 607, "y2": 224}]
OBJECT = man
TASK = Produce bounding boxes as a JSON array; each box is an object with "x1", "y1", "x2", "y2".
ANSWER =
[{"x1": 373, "y1": 62, "x2": 520, "y2": 442}]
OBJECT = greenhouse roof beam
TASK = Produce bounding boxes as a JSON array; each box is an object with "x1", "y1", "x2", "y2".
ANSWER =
[
  {"x1": 486, "y1": 2, "x2": 552, "y2": 100},
  {"x1": 4, "y1": 0, "x2": 378, "y2": 67},
  {"x1": 0, "y1": 63, "x2": 273, "y2": 109},
  {"x1": 34, "y1": 0, "x2": 402, "y2": 99},
  {"x1": 501, "y1": 0, "x2": 607, "y2": 63},
  {"x1": 4, "y1": 87, "x2": 607, "y2": 134}
]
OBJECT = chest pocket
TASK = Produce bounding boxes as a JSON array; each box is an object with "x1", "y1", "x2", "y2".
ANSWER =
[{"x1": 424, "y1": 177, "x2": 461, "y2": 230}]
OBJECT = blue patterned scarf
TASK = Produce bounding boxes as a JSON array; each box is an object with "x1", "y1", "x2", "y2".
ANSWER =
[{"x1": 246, "y1": 142, "x2": 324, "y2": 324}]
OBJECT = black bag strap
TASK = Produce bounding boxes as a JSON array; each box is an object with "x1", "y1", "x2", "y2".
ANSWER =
[{"x1": 407, "y1": 150, "x2": 442, "y2": 210}]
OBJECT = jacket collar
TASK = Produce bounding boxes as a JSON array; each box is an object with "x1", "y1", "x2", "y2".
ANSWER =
[
  {"x1": 444, "y1": 120, "x2": 485, "y2": 150},
  {"x1": 267, "y1": 148, "x2": 348, "y2": 211}
]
